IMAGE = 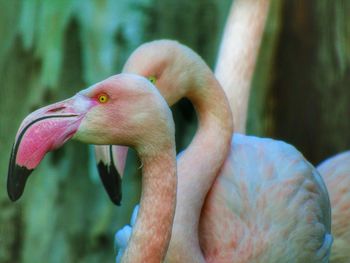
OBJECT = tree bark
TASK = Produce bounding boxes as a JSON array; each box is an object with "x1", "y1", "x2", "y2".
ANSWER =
[{"x1": 268, "y1": 0, "x2": 350, "y2": 164}]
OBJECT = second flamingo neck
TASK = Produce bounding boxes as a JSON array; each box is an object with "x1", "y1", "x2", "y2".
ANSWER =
[
  {"x1": 167, "y1": 75, "x2": 233, "y2": 262},
  {"x1": 185, "y1": 75, "x2": 233, "y2": 205}
]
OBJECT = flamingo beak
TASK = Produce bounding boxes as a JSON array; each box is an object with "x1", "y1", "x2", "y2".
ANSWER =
[
  {"x1": 94, "y1": 145, "x2": 129, "y2": 205},
  {"x1": 7, "y1": 94, "x2": 95, "y2": 201}
]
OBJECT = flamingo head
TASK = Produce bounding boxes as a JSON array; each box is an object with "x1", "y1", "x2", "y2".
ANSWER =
[
  {"x1": 8, "y1": 73, "x2": 174, "y2": 202},
  {"x1": 123, "y1": 39, "x2": 206, "y2": 105}
]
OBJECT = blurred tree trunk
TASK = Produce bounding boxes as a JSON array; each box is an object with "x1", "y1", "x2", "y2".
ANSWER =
[
  {"x1": 249, "y1": 0, "x2": 350, "y2": 165},
  {"x1": 0, "y1": 0, "x2": 230, "y2": 262},
  {"x1": 271, "y1": 0, "x2": 350, "y2": 164}
]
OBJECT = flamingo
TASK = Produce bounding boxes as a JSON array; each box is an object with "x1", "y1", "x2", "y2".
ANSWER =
[
  {"x1": 104, "y1": 39, "x2": 333, "y2": 262},
  {"x1": 7, "y1": 74, "x2": 178, "y2": 262},
  {"x1": 317, "y1": 153, "x2": 350, "y2": 262}
]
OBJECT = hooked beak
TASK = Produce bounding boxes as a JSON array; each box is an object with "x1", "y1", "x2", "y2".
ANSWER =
[
  {"x1": 7, "y1": 94, "x2": 95, "y2": 201},
  {"x1": 94, "y1": 145, "x2": 128, "y2": 205}
]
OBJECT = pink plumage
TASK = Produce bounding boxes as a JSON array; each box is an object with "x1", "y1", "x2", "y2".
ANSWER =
[{"x1": 200, "y1": 134, "x2": 331, "y2": 262}]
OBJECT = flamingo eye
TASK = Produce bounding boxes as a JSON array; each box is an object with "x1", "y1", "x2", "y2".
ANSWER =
[
  {"x1": 98, "y1": 93, "x2": 109, "y2": 103},
  {"x1": 148, "y1": 76, "x2": 157, "y2": 84}
]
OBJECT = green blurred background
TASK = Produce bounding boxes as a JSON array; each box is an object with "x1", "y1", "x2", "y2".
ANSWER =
[{"x1": 0, "y1": 0, "x2": 349, "y2": 262}]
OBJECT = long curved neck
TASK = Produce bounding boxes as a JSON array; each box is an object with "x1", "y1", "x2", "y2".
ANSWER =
[
  {"x1": 215, "y1": 0, "x2": 270, "y2": 133},
  {"x1": 185, "y1": 69, "x2": 233, "y2": 208},
  {"x1": 166, "y1": 66, "x2": 233, "y2": 262},
  {"x1": 122, "y1": 147, "x2": 177, "y2": 262}
]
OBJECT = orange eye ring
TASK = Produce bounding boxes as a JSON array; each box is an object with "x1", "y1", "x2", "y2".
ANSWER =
[{"x1": 98, "y1": 93, "x2": 109, "y2": 103}]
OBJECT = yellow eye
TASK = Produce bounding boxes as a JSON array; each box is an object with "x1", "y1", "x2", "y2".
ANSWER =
[
  {"x1": 98, "y1": 94, "x2": 108, "y2": 103},
  {"x1": 148, "y1": 76, "x2": 157, "y2": 84}
]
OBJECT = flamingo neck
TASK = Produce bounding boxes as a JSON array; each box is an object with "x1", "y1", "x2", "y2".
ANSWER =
[
  {"x1": 215, "y1": 0, "x2": 271, "y2": 133},
  {"x1": 122, "y1": 147, "x2": 177, "y2": 262},
  {"x1": 166, "y1": 73, "x2": 233, "y2": 262}
]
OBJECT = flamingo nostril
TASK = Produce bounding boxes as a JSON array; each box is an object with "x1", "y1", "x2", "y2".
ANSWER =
[{"x1": 47, "y1": 106, "x2": 66, "y2": 113}]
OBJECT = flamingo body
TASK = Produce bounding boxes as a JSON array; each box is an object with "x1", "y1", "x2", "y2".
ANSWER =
[
  {"x1": 199, "y1": 134, "x2": 332, "y2": 263},
  {"x1": 318, "y1": 151, "x2": 350, "y2": 263}
]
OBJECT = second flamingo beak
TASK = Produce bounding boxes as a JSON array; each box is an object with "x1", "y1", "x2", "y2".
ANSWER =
[
  {"x1": 94, "y1": 145, "x2": 129, "y2": 205},
  {"x1": 7, "y1": 94, "x2": 96, "y2": 201}
]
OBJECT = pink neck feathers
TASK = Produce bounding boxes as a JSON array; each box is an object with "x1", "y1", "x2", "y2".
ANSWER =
[{"x1": 215, "y1": 0, "x2": 271, "y2": 133}]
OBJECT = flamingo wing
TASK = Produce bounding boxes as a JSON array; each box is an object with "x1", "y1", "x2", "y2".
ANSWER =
[{"x1": 199, "y1": 134, "x2": 332, "y2": 263}]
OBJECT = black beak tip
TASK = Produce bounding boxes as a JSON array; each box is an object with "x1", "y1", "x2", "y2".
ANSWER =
[
  {"x1": 97, "y1": 162, "x2": 122, "y2": 206},
  {"x1": 7, "y1": 164, "x2": 33, "y2": 202},
  {"x1": 111, "y1": 196, "x2": 121, "y2": 206}
]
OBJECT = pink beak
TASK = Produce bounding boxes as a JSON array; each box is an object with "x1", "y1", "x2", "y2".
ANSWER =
[{"x1": 7, "y1": 94, "x2": 95, "y2": 201}]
